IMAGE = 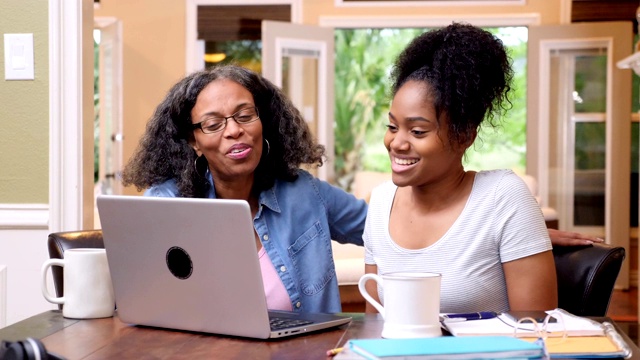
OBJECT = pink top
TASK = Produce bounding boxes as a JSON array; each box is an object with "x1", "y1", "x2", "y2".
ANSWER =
[{"x1": 258, "y1": 247, "x2": 292, "y2": 311}]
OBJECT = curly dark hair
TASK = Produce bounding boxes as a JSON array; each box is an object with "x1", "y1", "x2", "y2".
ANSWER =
[
  {"x1": 390, "y1": 22, "x2": 514, "y2": 147},
  {"x1": 121, "y1": 65, "x2": 325, "y2": 198}
]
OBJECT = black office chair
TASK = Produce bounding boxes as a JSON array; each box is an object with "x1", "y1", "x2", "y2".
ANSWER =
[
  {"x1": 553, "y1": 243, "x2": 625, "y2": 317},
  {"x1": 46, "y1": 230, "x2": 104, "y2": 308}
]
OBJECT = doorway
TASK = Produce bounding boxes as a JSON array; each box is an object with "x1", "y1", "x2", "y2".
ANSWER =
[{"x1": 93, "y1": 17, "x2": 123, "y2": 228}]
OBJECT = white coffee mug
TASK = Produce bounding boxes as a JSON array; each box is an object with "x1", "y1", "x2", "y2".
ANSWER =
[
  {"x1": 41, "y1": 248, "x2": 115, "y2": 319},
  {"x1": 358, "y1": 272, "x2": 442, "y2": 338}
]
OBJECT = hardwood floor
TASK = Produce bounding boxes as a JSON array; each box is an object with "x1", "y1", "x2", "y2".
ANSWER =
[{"x1": 609, "y1": 287, "x2": 638, "y2": 323}]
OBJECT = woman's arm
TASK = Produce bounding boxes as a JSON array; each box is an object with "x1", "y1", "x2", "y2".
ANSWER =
[
  {"x1": 313, "y1": 174, "x2": 368, "y2": 246},
  {"x1": 364, "y1": 264, "x2": 381, "y2": 313},
  {"x1": 503, "y1": 251, "x2": 558, "y2": 311}
]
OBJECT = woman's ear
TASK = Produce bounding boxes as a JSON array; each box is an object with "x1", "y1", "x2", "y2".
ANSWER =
[
  {"x1": 189, "y1": 139, "x2": 203, "y2": 157},
  {"x1": 454, "y1": 129, "x2": 477, "y2": 155},
  {"x1": 463, "y1": 128, "x2": 478, "y2": 149}
]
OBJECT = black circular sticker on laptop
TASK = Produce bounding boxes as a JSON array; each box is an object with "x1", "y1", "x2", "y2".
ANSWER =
[{"x1": 166, "y1": 246, "x2": 193, "y2": 279}]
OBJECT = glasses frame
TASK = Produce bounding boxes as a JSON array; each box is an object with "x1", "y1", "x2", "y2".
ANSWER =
[
  {"x1": 512, "y1": 312, "x2": 567, "y2": 340},
  {"x1": 192, "y1": 106, "x2": 260, "y2": 134}
]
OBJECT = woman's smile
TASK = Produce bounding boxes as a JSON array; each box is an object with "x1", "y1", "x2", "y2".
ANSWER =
[
  {"x1": 227, "y1": 143, "x2": 253, "y2": 160},
  {"x1": 390, "y1": 156, "x2": 420, "y2": 173}
]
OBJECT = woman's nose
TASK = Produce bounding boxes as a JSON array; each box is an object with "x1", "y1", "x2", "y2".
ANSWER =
[
  {"x1": 222, "y1": 118, "x2": 243, "y2": 137},
  {"x1": 389, "y1": 133, "x2": 410, "y2": 151}
]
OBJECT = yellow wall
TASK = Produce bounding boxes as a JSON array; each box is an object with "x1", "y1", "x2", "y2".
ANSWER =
[
  {"x1": 0, "y1": 0, "x2": 49, "y2": 203},
  {"x1": 302, "y1": 0, "x2": 562, "y2": 25},
  {"x1": 94, "y1": 0, "x2": 186, "y2": 195}
]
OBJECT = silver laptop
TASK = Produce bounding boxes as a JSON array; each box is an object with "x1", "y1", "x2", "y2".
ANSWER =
[{"x1": 96, "y1": 195, "x2": 351, "y2": 339}]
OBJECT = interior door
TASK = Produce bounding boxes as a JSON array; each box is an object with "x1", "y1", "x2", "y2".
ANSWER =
[
  {"x1": 94, "y1": 17, "x2": 124, "y2": 197},
  {"x1": 93, "y1": 17, "x2": 124, "y2": 229},
  {"x1": 261, "y1": 21, "x2": 334, "y2": 182},
  {"x1": 528, "y1": 22, "x2": 633, "y2": 289}
]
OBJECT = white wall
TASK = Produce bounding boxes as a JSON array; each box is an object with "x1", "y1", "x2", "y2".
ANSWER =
[{"x1": 0, "y1": 207, "x2": 56, "y2": 326}]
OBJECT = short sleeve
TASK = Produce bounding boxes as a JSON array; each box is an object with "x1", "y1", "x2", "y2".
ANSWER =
[{"x1": 493, "y1": 171, "x2": 552, "y2": 263}]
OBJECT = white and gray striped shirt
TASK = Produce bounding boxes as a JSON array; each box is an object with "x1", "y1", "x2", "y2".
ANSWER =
[{"x1": 363, "y1": 169, "x2": 552, "y2": 313}]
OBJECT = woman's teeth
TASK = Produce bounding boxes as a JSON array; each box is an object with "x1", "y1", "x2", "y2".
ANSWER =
[{"x1": 394, "y1": 158, "x2": 418, "y2": 165}]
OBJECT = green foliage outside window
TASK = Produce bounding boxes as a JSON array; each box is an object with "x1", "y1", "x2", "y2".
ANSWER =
[
  {"x1": 205, "y1": 40, "x2": 262, "y2": 74},
  {"x1": 334, "y1": 29, "x2": 422, "y2": 190}
]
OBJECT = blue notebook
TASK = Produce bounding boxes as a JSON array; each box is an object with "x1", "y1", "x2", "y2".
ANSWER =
[{"x1": 348, "y1": 336, "x2": 545, "y2": 359}]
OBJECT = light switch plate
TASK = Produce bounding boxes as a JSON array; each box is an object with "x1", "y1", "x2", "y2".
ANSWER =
[{"x1": 4, "y1": 33, "x2": 34, "y2": 80}]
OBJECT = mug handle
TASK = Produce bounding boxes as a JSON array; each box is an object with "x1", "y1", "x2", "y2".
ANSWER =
[
  {"x1": 358, "y1": 273, "x2": 385, "y2": 317},
  {"x1": 41, "y1": 259, "x2": 65, "y2": 305}
]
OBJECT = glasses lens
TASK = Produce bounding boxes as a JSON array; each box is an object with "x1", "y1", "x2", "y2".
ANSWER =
[
  {"x1": 235, "y1": 107, "x2": 259, "y2": 124},
  {"x1": 196, "y1": 107, "x2": 259, "y2": 134},
  {"x1": 200, "y1": 119, "x2": 225, "y2": 133}
]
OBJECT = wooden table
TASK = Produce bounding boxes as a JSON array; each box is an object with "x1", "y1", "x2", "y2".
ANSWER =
[
  {"x1": 0, "y1": 311, "x2": 638, "y2": 359},
  {"x1": 0, "y1": 311, "x2": 377, "y2": 359}
]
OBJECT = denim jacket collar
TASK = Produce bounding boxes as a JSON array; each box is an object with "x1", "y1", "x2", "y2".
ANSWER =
[{"x1": 206, "y1": 170, "x2": 281, "y2": 214}]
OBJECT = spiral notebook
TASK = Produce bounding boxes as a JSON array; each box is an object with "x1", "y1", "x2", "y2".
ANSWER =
[{"x1": 97, "y1": 195, "x2": 351, "y2": 339}]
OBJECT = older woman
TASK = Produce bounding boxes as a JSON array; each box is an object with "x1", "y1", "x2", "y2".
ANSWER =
[{"x1": 121, "y1": 65, "x2": 367, "y2": 314}]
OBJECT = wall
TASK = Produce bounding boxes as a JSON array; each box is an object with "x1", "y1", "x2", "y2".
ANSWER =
[
  {"x1": 0, "y1": 0, "x2": 49, "y2": 203},
  {"x1": 302, "y1": 0, "x2": 563, "y2": 25},
  {"x1": 0, "y1": 229, "x2": 52, "y2": 326},
  {"x1": 94, "y1": 0, "x2": 186, "y2": 196},
  {"x1": 0, "y1": 0, "x2": 55, "y2": 326}
]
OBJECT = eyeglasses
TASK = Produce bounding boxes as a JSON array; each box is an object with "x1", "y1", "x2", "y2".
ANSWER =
[
  {"x1": 192, "y1": 106, "x2": 260, "y2": 134},
  {"x1": 511, "y1": 312, "x2": 567, "y2": 340}
]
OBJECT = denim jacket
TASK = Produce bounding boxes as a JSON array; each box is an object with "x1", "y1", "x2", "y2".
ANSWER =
[{"x1": 144, "y1": 170, "x2": 367, "y2": 313}]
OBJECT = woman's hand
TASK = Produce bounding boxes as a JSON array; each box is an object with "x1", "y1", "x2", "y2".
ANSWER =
[{"x1": 548, "y1": 228, "x2": 604, "y2": 247}]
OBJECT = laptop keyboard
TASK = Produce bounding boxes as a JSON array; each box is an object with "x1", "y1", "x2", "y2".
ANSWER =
[{"x1": 269, "y1": 317, "x2": 314, "y2": 330}]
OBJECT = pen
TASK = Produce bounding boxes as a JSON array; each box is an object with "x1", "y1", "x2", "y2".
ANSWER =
[
  {"x1": 326, "y1": 347, "x2": 343, "y2": 357},
  {"x1": 441, "y1": 311, "x2": 497, "y2": 321}
]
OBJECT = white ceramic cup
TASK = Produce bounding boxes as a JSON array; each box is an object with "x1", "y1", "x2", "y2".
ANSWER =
[
  {"x1": 41, "y1": 248, "x2": 115, "y2": 319},
  {"x1": 358, "y1": 272, "x2": 442, "y2": 338}
]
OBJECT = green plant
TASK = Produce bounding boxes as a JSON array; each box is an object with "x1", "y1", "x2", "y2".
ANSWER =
[
  {"x1": 334, "y1": 29, "x2": 423, "y2": 190},
  {"x1": 463, "y1": 27, "x2": 528, "y2": 173}
]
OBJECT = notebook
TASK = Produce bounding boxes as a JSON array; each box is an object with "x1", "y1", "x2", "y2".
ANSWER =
[
  {"x1": 96, "y1": 195, "x2": 351, "y2": 339},
  {"x1": 347, "y1": 336, "x2": 545, "y2": 359},
  {"x1": 443, "y1": 308, "x2": 604, "y2": 337},
  {"x1": 442, "y1": 309, "x2": 632, "y2": 359}
]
